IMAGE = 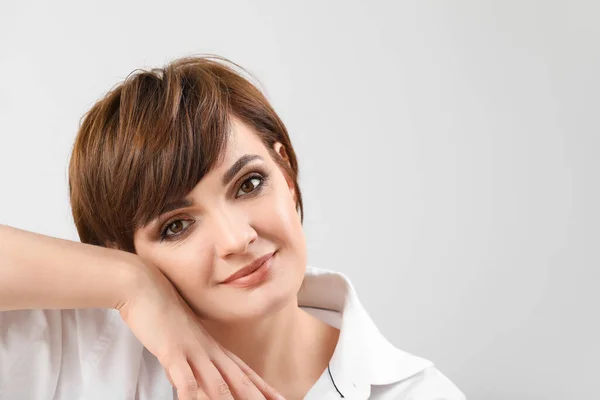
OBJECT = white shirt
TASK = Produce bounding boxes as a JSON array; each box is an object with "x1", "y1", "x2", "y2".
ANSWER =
[{"x1": 0, "y1": 266, "x2": 466, "y2": 399}]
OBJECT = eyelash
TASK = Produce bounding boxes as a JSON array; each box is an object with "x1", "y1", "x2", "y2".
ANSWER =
[{"x1": 158, "y1": 171, "x2": 269, "y2": 242}]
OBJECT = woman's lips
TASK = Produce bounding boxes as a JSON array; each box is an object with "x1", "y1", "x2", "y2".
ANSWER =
[{"x1": 221, "y1": 252, "x2": 275, "y2": 288}]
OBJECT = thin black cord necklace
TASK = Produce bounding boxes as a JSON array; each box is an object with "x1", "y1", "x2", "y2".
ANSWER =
[{"x1": 327, "y1": 363, "x2": 345, "y2": 398}]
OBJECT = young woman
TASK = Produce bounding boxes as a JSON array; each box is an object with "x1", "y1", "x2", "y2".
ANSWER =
[{"x1": 0, "y1": 55, "x2": 466, "y2": 400}]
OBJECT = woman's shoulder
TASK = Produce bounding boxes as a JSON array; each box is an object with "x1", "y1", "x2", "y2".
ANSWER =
[
  {"x1": 0, "y1": 308, "x2": 123, "y2": 359},
  {"x1": 1, "y1": 308, "x2": 117, "y2": 370},
  {"x1": 370, "y1": 366, "x2": 467, "y2": 399},
  {"x1": 299, "y1": 265, "x2": 466, "y2": 399},
  {"x1": 0, "y1": 308, "x2": 154, "y2": 399}
]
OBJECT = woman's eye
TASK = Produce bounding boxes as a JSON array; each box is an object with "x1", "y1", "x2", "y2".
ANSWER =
[
  {"x1": 161, "y1": 219, "x2": 193, "y2": 241},
  {"x1": 236, "y1": 174, "x2": 265, "y2": 197}
]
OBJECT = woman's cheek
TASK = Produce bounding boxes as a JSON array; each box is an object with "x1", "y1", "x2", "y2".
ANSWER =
[
  {"x1": 271, "y1": 192, "x2": 305, "y2": 253},
  {"x1": 162, "y1": 246, "x2": 212, "y2": 287}
]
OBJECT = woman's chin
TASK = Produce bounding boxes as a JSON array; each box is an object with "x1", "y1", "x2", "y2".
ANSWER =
[
  {"x1": 221, "y1": 286, "x2": 296, "y2": 322},
  {"x1": 215, "y1": 276, "x2": 300, "y2": 322}
]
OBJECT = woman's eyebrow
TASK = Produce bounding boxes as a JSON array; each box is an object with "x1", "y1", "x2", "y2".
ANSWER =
[
  {"x1": 155, "y1": 154, "x2": 264, "y2": 220},
  {"x1": 221, "y1": 154, "x2": 263, "y2": 186}
]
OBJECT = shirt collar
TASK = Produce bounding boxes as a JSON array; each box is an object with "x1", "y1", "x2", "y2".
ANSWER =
[{"x1": 297, "y1": 266, "x2": 434, "y2": 397}]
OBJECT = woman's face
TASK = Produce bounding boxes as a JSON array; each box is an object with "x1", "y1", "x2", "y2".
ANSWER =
[{"x1": 133, "y1": 116, "x2": 306, "y2": 323}]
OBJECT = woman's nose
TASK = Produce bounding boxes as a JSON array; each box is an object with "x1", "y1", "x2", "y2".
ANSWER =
[{"x1": 211, "y1": 208, "x2": 257, "y2": 258}]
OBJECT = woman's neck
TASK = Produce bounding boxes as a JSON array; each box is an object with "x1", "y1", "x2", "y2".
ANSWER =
[{"x1": 200, "y1": 299, "x2": 340, "y2": 399}]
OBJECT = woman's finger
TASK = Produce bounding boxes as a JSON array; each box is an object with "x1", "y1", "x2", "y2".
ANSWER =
[
  {"x1": 221, "y1": 347, "x2": 286, "y2": 400},
  {"x1": 168, "y1": 361, "x2": 207, "y2": 400},
  {"x1": 187, "y1": 353, "x2": 235, "y2": 400},
  {"x1": 209, "y1": 347, "x2": 269, "y2": 400}
]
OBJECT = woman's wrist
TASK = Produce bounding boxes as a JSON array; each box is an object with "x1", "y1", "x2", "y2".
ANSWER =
[{"x1": 111, "y1": 252, "x2": 154, "y2": 311}]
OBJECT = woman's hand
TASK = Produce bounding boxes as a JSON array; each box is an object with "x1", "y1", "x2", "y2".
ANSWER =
[{"x1": 116, "y1": 260, "x2": 285, "y2": 400}]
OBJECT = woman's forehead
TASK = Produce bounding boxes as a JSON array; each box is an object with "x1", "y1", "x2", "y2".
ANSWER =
[{"x1": 218, "y1": 117, "x2": 269, "y2": 165}]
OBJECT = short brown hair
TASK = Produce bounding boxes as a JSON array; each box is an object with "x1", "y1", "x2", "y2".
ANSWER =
[{"x1": 68, "y1": 55, "x2": 303, "y2": 253}]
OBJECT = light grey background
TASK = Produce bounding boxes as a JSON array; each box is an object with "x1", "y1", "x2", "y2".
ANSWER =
[{"x1": 1, "y1": 1, "x2": 598, "y2": 398}]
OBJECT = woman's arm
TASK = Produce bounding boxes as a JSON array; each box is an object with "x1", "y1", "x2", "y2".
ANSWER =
[
  {"x1": 0, "y1": 223, "x2": 285, "y2": 400},
  {"x1": 0, "y1": 223, "x2": 138, "y2": 311}
]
